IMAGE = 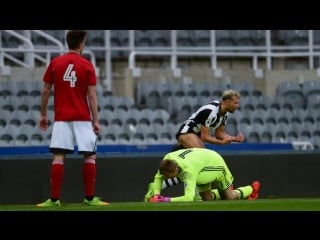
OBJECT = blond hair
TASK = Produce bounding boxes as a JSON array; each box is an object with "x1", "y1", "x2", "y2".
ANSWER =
[{"x1": 222, "y1": 89, "x2": 240, "y2": 100}]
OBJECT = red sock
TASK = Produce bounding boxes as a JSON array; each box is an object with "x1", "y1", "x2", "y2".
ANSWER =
[
  {"x1": 83, "y1": 158, "x2": 96, "y2": 197},
  {"x1": 50, "y1": 161, "x2": 64, "y2": 199}
]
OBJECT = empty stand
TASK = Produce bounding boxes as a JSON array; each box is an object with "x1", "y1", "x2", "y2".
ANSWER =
[
  {"x1": 215, "y1": 30, "x2": 236, "y2": 46},
  {"x1": 153, "y1": 109, "x2": 170, "y2": 125},
  {"x1": 276, "y1": 81, "x2": 305, "y2": 108},
  {"x1": 282, "y1": 30, "x2": 309, "y2": 46},
  {"x1": 247, "y1": 132, "x2": 260, "y2": 143},
  {"x1": 177, "y1": 30, "x2": 195, "y2": 46},
  {"x1": 302, "y1": 80, "x2": 320, "y2": 97},
  {"x1": 194, "y1": 30, "x2": 211, "y2": 46},
  {"x1": 102, "y1": 95, "x2": 123, "y2": 111},
  {"x1": 231, "y1": 82, "x2": 255, "y2": 97},
  {"x1": 195, "y1": 82, "x2": 211, "y2": 97},
  {"x1": 233, "y1": 30, "x2": 257, "y2": 46},
  {"x1": 152, "y1": 30, "x2": 171, "y2": 47},
  {"x1": 306, "y1": 94, "x2": 320, "y2": 109},
  {"x1": 119, "y1": 96, "x2": 136, "y2": 111},
  {"x1": 260, "y1": 131, "x2": 273, "y2": 143},
  {"x1": 312, "y1": 136, "x2": 320, "y2": 149},
  {"x1": 224, "y1": 118, "x2": 238, "y2": 136},
  {"x1": 135, "y1": 30, "x2": 153, "y2": 47}
]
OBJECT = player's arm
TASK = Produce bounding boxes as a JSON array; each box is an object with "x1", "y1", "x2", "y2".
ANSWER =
[
  {"x1": 215, "y1": 125, "x2": 245, "y2": 143},
  {"x1": 200, "y1": 125, "x2": 232, "y2": 145},
  {"x1": 87, "y1": 85, "x2": 98, "y2": 122},
  {"x1": 87, "y1": 85, "x2": 100, "y2": 135},
  {"x1": 170, "y1": 174, "x2": 196, "y2": 202},
  {"x1": 152, "y1": 170, "x2": 164, "y2": 195},
  {"x1": 39, "y1": 82, "x2": 52, "y2": 131}
]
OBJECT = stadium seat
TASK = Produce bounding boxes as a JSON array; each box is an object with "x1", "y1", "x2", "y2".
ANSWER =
[
  {"x1": 136, "y1": 30, "x2": 154, "y2": 47},
  {"x1": 105, "y1": 96, "x2": 124, "y2": 111},
  {"x1": 215, "y1": 30, "x2": 236, "y2": 46},
  {"x1": 224, "y1": 118, "x2": 238, "y2": 136},
  {"x1": 283, "y1": 30, "x2": 309, "y2": 46},
  {"x1": 0, "y1": 80, "x2": 19, "y2": 97},
  {"x1": 130, "y1": 132, "x2": 146, "y2": 144},
  {"x1": 260, "y1": 131, "x2": 273, "y2": 143},
  {"x1": 152, "y1": 109, "x2": 170, "y2": 125},
  {"x1": 194, "y1": 82, "x2": 210, "y2": 97},
  {"x1": 247, "y1": 132, "x2": 260, "y2": 143},
  {"x1": 87, "y1": 30, "x2": 105, "y2": 46},
  {"x1": 152, "y1": 122, "x2": 167, "y2": 136},
  {"x1": 119, "y1": 96, "x2": 136, "y2": 111},
  {"x1": 251, "y1": 112, "x2": 265, "y2": 125},
  {"x1": 152, "y1": 30, "x2": 171, "y2": 47},
  {"x1": 0, "y1": 133, "x2": 14, "y2": 145},
  {"x1": 139, "y1": 109, "x2": 155, "y2": 125},
  {"x1": 299, "y1": 130, "x2": 312, "y2": 141},
  {"x1": 302, "y1": 80, "x2": 320, "y2": 97},
  {"x1": 1, "y1": 109, "x2": 12, "y2": 125},
  {"x1": 231, "y1": 82, "x2": 255, "y2": 97},
  {"x1": 312, "y1": 136, "x2": 320, "y2": 149},
  {"x1": 306, "y1": 94, "x2": 320, "y2": 109},
  {"x1": 276, "y1": 81, "x2": 305, "y2": 108},
  {"x1": 240, "y1": 96, "x2": 255, "y2": 111},
  {"x1": 233, "y1": 30, "x2": 257, "y2": 46},
  {"x1": 146, "y1": 131, "x2": 158, "y2": 141},
  {"x1": 159, "y1": 132, "x2": 174, "y2": 144},
  {"x1": 177, "y1": 30, "x2": 195, "y2": 47},
  {"x1": 254, "y1": 30, "x2": 267, "y2": 46},
  {"x1": 274, "y1": 122, "x2": 291, "y2": 142},
  {"x1": 29, "y1": 132, "x2": 46, "y2": 145},
  {"x1": 15, "y1": 133, "x2": 29, "y2": 146},
  {"x1": 194, "y1": 30, "x2": 211, "y2": 46},
  {"x1": 111, "y1": 108, "x2": 128, "y2": 127},
  {"x1": 166, "y1": 122, "x2": 179, "y2": 139}
]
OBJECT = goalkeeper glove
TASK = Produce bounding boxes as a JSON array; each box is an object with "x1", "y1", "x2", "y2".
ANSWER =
[{"x1": 149, "y1": 194, "x2": 170, "y2": 202}]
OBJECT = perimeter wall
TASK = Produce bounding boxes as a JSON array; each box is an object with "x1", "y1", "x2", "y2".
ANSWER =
[{"x1": 0, "y1": 151, "x2": 319, "y2": 204}]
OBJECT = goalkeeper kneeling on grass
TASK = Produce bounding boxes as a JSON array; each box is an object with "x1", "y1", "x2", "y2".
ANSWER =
[{"x1": 148, "y1": 148, "x2": 261, "y2": 203}]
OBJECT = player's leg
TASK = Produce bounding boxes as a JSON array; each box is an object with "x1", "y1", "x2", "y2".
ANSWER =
[
  {"x1": 221, "y1": 162, "x2": 260, "y2": 200},
  {"x1": 178, "y1": 133, "x2": 205, "y2": 148},
  {"x1": 37, "y1": 122, "x2": 73, "y2": 207},
  {"x1": 199, "y1": 190, "x2": 214, "y2": 200},
  {"x1": 247, "y1": 181, "x2": 261, "y2": 200},
  {"x1": 211, "y1": 189, "x2": 222, "y2": 200},
  {"x1": 75, "y1": 122, "x2": 109, "y2": 206},
  {"x1": 213, "y1": 164, "x2": 239, "y2": 200},
  {"x1": 220, "y1": 181, "x2": 261, "y2": 200},
  {"x1": 198, "y1": 184, "x2": 222, "y2": 201}
]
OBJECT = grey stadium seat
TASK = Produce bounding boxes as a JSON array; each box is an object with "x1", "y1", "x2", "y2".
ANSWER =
[
  {"x1": 302, "y1": 80, "x2": 320, "y2": 97},
  {"x1": 276, "y1": 81, "x2": 304, "y2": 108}
]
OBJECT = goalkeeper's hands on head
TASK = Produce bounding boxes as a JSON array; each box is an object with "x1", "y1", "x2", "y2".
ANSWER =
[{"x1": 150, "y1": 194, "x2": 171, "y2": 202}]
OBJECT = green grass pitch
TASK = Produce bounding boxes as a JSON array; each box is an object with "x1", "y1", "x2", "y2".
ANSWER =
[{"x1": 1, "y1": 198, "x2": 320, "y2": 211}]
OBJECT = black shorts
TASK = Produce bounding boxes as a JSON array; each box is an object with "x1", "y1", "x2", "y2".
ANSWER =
[{"x1": 175, "y1": 120, "x2": 201, "y2": 140}]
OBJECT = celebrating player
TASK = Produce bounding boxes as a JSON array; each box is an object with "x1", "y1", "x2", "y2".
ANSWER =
[{"x1": 145, "y1": 89, "x2": 245, "y2": 201}]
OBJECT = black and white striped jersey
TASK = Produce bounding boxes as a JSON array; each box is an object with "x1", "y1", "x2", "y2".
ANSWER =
[{"x1": 175, "y1": 100, "x2": 229, "y2": 139}]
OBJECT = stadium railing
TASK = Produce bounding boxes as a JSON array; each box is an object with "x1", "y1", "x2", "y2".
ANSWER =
[{"x1": 1, "y1": 30, "x2": 320, "y2": 91}]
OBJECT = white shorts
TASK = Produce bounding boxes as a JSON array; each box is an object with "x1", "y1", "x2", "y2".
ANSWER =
[{"x1": 50, "y1": 121, "x2": 97, "y2": 153}]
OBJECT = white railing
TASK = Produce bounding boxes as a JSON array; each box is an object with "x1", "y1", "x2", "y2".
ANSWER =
[
  {"x1": 1, "y1": 30, "x2": 320, "y2": 91},
  {"x1": 0, "y1": 30, "x2": 97, "y2": 74}
]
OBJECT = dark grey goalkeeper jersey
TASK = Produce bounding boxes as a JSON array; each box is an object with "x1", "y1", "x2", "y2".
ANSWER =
[{"x1": 175, "y1": 100, "x2": 229, "y2": 139}]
